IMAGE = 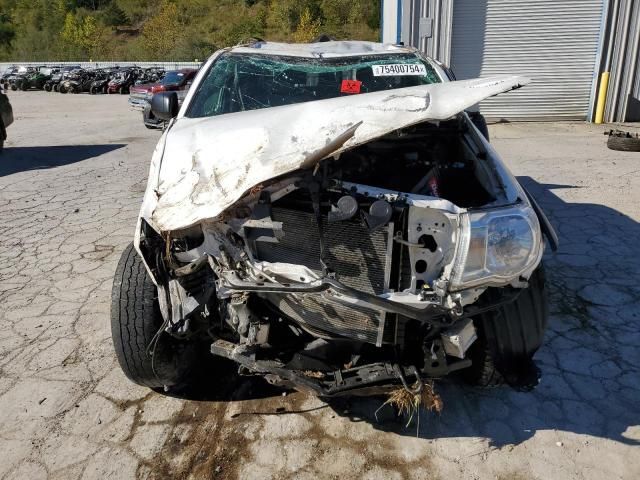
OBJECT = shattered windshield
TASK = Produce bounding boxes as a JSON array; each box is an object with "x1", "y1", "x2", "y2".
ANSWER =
[{"x1": 186, "y1": 52, "x2": 441, "y2": 118}]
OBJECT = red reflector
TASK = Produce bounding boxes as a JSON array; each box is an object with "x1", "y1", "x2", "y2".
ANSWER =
[{"x1": 340, "y1": 80, "x2": 362, "y2": 94}]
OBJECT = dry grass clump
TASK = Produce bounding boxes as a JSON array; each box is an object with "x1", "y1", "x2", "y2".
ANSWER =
[{"x1": 377, "y1": 381, "x2": 443, "y2": 428}]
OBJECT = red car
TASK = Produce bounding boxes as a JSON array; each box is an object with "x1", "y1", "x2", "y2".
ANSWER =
[
  {"x1": 129, "y1": 69, "x2": 197, "y2": 110},
  {"x1": 107, "y1": 69, "x2": 139, "y2": 95}
]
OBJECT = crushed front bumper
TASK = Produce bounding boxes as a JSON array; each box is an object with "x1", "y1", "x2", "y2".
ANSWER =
[{"x1": 211, "y1": 338, "x2": 471, "y2": 396}]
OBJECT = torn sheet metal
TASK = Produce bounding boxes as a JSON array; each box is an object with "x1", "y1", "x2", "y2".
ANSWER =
[{"x1": 149, "y1": 75, "x2": 530, "y2": 232}]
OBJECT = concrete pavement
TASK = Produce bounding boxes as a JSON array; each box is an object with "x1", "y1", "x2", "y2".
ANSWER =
[{"x1": 0, "y1": 92, "x2": 638, "y2": 479}]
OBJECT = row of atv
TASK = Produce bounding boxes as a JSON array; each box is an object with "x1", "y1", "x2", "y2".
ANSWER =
[{"x1": 1, "y1": 65, "x2": 166, "y2": 95}]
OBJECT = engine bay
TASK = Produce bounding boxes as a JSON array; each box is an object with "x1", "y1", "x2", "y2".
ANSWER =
[{"x1": 332, "y1": 120, "x2": 497, "y2": 208}]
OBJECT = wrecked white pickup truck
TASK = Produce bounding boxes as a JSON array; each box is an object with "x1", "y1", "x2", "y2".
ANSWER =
[{"x1": 111, "y1": 40, "x2": 558, "y2": 397}]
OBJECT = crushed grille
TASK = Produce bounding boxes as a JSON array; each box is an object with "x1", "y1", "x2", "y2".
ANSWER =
[{"x1": 256, "y1": 207, "x2": 389, "y2": 344}]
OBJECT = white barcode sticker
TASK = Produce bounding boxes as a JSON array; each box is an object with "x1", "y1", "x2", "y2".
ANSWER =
[{"x1": 372, "y1": 64, "x2": 427, "y2": 76}]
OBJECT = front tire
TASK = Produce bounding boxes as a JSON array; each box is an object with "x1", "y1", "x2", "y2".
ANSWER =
[
  {"x1": 111, "y1": 243, "x2": 198, "y2": 388},
  {"x1": 465, "y1": 265, "x2": 548, "y2": 390}
]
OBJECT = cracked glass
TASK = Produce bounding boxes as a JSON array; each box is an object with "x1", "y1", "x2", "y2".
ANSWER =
[{"x1": 186, "y1": 53, "x2": 440, "y2": 118}]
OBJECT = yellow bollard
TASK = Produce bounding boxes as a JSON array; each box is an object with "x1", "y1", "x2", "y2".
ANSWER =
[{"x1": 595, "y1": 72, "x2": 610, "y2": 124}]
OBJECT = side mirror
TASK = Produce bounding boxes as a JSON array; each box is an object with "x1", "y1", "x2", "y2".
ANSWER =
[{"x1": 151, "y1": 91, "x2": 179, "y2": 120}]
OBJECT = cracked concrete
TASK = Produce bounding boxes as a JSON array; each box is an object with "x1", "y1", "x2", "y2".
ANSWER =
[{"x1": 0, "y1": 92, "x2": 639, "y2": 479}]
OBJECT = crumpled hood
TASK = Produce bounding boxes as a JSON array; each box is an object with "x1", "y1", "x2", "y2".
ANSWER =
[{"x1": 150, "y1": 75, "x2": 529, "y2": 231}]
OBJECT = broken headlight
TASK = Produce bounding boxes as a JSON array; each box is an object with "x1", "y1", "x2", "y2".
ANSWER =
[{"x1": 451, "y1": 203, "x2": 542, "y2": 289}]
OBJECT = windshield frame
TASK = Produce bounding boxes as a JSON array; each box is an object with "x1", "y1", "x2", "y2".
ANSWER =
[{"x1": 183, "y1": 50, "x2": 443, "y2": 119}]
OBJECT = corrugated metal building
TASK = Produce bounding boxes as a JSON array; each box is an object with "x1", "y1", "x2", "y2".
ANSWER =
[
  {"x1": 382, "y1": 0, "x2": 640, "y2": 122},
  {"x1": 600, "y1": 0, "x2": 640, "y2": 123}
]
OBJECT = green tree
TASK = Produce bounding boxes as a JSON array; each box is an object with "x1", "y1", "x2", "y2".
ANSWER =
[
  {"x1": 320, "y1": 0, "x2": 379, "y2": 38},
  {"x1": 141, "y1": 1, "x2": 182, "y2": 59},
  {"x1": 292, "y1": 8, "x2": 320, "y2": 43},
  {"x1": 102, "y1": 1, "x2": 129, "y2": 26},
  {"x1": 115, "y1": 0, "x2": 152, "y2": 24},
  {"x1": 60, "y1": 12, "x2": 106, "y2": 59},
  {"x1": 0, "y1": 13, "x2": 15, "y2": 49},
  {"x1": 268, "y1": 0, "x2": 320, "y2": 33},
  {"x1": 211, "y1": 2, "x2": 266, "y2": 48},
  {"x1": 0, "y1": 0, "x2": 380, "y2": 61}
]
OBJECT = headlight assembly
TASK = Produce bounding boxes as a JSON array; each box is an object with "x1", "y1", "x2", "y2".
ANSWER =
[{"x1": 451, "y1": 203, "x2": 542, "y2": 290}]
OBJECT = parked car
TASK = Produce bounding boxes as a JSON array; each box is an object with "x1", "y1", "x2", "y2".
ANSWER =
[
  {"x1": 129, "y1": 68, "x2": 197, "y2": 110},
  {"x1": 111, "y1": 41, "x2": 558, "y2": 398},
  {"x1": 5, "y1": 66, "x2": 35, "y2": 91},
  {"x1": 135, "y1": 67, "x2": 166, "y2": 86},
  {"x1": 89, "y1": 68, "x2": 119, "y2": 94},
  {"x1": 45, "y1": 66, "x2": 81, "y2": 92},
  {"x1": 107, "y1": 68, "x2": 138, "y2": 94},
  {"x1": 60, "y1": 69, "x2": 102, "y2": 94},
  {"x1": 1, "y1": 66, "x2": 22, "y2": 89},
  {"x1": 18, "y1": 66, "x2": 59, "y2": 91},
  {"x1": 0, "y1": 84, "x2": 13, "y2": 152},
  {"x1": 142, "y1": 88, "x2": 190, "y2": 129}
]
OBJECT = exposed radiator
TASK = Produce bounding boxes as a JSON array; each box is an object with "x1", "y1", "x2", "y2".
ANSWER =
[{"x1": 256, "y1": 207, "x2": 390, "y2": 344}]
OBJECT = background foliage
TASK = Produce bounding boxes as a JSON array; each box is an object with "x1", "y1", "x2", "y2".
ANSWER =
[{"x1": 0, "y1": 0, "x2": 380, "y2": 61}]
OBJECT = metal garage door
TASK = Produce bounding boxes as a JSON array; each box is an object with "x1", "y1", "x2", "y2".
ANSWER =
[{"x1": 450, "y1": 0, "x2": 605, "y2": 120}]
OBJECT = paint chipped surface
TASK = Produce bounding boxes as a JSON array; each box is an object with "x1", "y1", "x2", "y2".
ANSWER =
[{"x1": 148, "y1": 75, "x2": 529, "y2": 232}]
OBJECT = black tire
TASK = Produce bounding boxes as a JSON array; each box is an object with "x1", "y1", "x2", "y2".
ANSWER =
[
  {"x1": 111, "y1": 243, "x2": 198, "y2": 388},
  {"x1": 20, "y1": 82, "x2": 28, "y2": 91},
  {"x1": 59, "y1": 85, "x2": 68, "y2": 94},
  {"x1": 465, "y1": 265, "x2": 548, "y2": 390},
  {"x1": 89, "y1": 86, "x2": 96, "y2": 95},
  {"x1": 44, "y1": 84, "x2": 52, "y2": 92},
  {"x1": 607, "y1": 133, "x2": 640, "y2": 152},
  {"x1": 53, "y1": 84, "x2": 59, "y2": 92},
  {"x1": 10, "y1": 83, "x2": 17, "y2": 91}
]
